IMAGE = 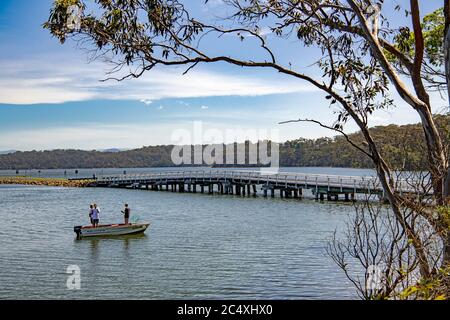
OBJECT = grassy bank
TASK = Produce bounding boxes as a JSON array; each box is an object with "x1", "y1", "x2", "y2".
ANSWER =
[{"x1": 0, "y1": 176, "x2": 95, "y2": 187}]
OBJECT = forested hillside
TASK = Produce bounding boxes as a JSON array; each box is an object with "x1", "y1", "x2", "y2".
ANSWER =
[{"x1": 1, "y1": 116, "x2": 448, "y2": 170}]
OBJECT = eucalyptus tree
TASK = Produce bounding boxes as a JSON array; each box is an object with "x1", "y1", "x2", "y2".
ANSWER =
[{"x1": 44, "y1": 0, "x2": 450, "y2": 297}]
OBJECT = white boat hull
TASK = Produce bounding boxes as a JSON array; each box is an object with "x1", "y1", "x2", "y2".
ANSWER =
[{"x1": 74, "y1": 223, "x2": 150, "y2": 238}]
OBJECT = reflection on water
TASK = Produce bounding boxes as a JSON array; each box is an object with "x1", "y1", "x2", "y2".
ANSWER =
[
  {"x1": 0, "y1": 183, "x2": 358, "y2": 299},
  {"x1": 89, "y1": 239, "x2": 99, "y2": 261},
  {"x1": 79, "y1": 233, "x2": 148, "y2": 261},
  {"x1": 78, "y1": 232, "x2": 147, "y2": 243}
]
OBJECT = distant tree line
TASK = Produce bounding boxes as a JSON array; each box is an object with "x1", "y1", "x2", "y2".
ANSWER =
[
  {"x1": 281, "y1": 115, "x2": 450, "y2": 171},
  {"x1": 1, "y1": 115, "x2": 448, "y2": 170}
]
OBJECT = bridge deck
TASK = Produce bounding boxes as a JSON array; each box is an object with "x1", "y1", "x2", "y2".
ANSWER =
[{"x1": 89, "y1": 170, "x2": 423, "y2": 201}]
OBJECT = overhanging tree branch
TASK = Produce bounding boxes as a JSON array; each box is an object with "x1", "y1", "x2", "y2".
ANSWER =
[{"x1": 279, "y1": 118, "x2": 372, "y2": 158}]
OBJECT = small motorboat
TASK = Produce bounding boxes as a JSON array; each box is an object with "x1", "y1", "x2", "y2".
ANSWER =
[{"x1": 74, "y1": 222, "x2": 150, "y2": 239}]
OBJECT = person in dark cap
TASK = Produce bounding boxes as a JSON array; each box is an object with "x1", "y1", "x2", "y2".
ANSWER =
[{"x1": 121, "y1": 203, "x2": 131, "y2": 225}]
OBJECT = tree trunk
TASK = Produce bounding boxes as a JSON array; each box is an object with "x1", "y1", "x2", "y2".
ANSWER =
[
  {"x1": 444, "y1": 233, "x2": 450, "y2": 264},
  {"x1": 442, "y1": 1, "x2": 450, "y2": 269},
  {"x1": 444, "y1": 0, "x2": 450, "y2": 202},
  {"x1": 416, "y1": 107, "x2": 447, "y2": 202},
  {"x1": 445, "y1": 169, "x2": 450, "y2": 201},
  {"x1": 357, "y1": 123, "x2": 432, "y2": 277},
  {"x1": 351, "y1": 0, "x2": 448, "y2": 203}
]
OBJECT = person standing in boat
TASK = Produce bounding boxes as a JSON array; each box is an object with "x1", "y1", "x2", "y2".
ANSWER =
[
  {"x1": 91, "y1": 203, "x2": 100, "y2": 227},
  {"x1": 88, "y1": 204, "x2": 94, "y2": 226},
  {"x1": 121, "y1": 204, "x2": 130, "y2": 225}
]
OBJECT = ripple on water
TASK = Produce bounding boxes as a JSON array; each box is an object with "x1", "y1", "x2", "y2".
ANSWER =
[{"x1": 0, "y1": 185, "x2": 358, "y2": 299}]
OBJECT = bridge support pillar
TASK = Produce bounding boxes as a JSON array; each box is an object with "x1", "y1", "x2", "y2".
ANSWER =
[
  {"x1": 345, "y1": 193, "x2": 349, "y2": 201},
  {"x1": 271, "y1": 188, "x2": 275, "y2": 198},
  {"x1": 334, "y1": 194, "x2": 338, "y2": 201},
  {"x1": 200, "y1": 185, "x2": 204, "y2": 193},
  {"x1": 252, "y1": 185, "x2": 257, "y2": 196},
  {"x1": 242, "y1": 185, "x2": 246, "y2": 196},
  {"x1": 351, "y1": 193, "x2": 355, "y2": 201},
  {"x1": 320, "y1": 193, "x2": 324, "y2": 201},
  {"x1": 263, "y1": 189, "x2": 268, "y2": 197}
]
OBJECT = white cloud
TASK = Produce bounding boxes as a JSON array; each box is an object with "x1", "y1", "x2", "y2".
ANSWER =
[
  {"x1": 176, "y1": 100, "x2": 190, "y2": 106},
  {"x1": 202, "y1": 0, "x2": 225, "y2": 12},
  {"x1": 0, "y1": 124, "x2": 174, "y2": 150},
  {"x1": 200, "y1": 105, "x2": 209, "y2": 109},
  {"x1": 0, "y1": 56, "x2": 316, "y2": 105},
  {"x1": 240, "y1": 26, "x2": 272, "y2": 38},
  {"x1": 140, "y1": 99, "x2": 153, "y2": 105},
  {"x1": 206, "y1": 0, "x2": 224, "y2": 7},
  {"x1": 0, "y1": 122, "x2": 290, "y2": 151}
]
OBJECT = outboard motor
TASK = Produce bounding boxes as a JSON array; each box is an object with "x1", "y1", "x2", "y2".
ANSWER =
[{"x1": 74, "y1": 226, "x2": 82, "y2": 239}]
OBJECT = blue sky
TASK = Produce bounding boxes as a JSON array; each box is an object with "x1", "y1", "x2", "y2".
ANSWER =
[{"x1": 0, "y1": 0, "x2": 446, "y2": 151}]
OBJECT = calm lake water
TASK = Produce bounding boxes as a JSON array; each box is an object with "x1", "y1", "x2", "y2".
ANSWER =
[{"x1": 0, "y1": 167, "x2": 368, "y2": 299}]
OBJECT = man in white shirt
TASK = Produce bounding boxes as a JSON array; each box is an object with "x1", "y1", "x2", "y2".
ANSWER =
[{"x1": 92, "y1": 203, "x2": 100, "y2": 227}]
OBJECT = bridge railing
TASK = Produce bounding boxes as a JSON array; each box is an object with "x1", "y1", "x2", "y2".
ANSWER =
[
  {"x1": 95, "y1": 169, "x2": 425, "y2": 194},
  {"x1": 96, "y1": 170, "x2": 384, "y2": 189}
]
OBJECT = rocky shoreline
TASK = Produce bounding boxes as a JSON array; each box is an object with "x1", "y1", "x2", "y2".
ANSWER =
[{"x1": 0, "y1": 176, "x2": 95, "y2": 187}]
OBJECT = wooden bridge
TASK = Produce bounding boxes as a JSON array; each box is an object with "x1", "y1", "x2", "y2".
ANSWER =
[{"x1": 89, "y1": 170, "x2": 406, "y2": 201}]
